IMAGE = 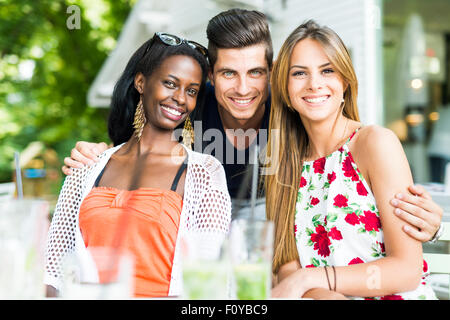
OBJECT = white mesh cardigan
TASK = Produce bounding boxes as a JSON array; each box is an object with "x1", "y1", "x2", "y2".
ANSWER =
[{"x1": 44, "y1": 143, "x2": 232, "y2": 296}]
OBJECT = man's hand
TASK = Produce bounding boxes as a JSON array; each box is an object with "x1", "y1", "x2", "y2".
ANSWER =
[
  {"x1": 62, "y1": 141, "x2": 109, "y2": 175},
  {"x1": 390, "y1": 184, "x2": 443, "y2": 242}
]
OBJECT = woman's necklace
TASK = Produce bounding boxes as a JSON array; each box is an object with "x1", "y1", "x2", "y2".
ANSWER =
[
  {"x1": 306, "y1": 117, "x2": 350, "y2": 161},
  {"x1": 341, "y1": 117, "x2": 349, "y2": 143},
  {"x1": 332, "y1": 117, "x2": 349, "y2": 152}
]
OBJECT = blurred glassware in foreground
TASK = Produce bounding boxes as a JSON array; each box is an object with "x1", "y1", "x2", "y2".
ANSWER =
[
  {"x1": 229, "y1": 219, "x2": 274, "y2": 300},
  {"x1": 181, "y1": 232, "x2": 229, "y2": 299},
  {"x1": 60, "y1": 246, "x2": 134, "y2": 299},
  {"x1": 0, "y1": 199, "x2": 49, "y2": 299}
]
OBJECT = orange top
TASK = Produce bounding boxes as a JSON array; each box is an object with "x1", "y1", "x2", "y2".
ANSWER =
[{"x1": 79, "y1": 187, "x2": 182, "y2": 298}]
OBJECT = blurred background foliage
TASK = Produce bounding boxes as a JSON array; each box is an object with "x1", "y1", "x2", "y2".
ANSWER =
[{"x1": 0, "y1": 0, "x2": 135, "y2": 188}]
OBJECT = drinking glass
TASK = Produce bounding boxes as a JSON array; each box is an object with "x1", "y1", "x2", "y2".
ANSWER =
[
  {"x1": 181, "y1": 233, "x2": 229, "y2": 299},
  {"x1": 229, "y1": 219, "x2": 274, "y2": 300},
  {"x1": 60, "y1": 246, "x2": 134, "y2": 299},
  {"x1": 0, "y1": 199, "x2": 49, "y2": 299}
]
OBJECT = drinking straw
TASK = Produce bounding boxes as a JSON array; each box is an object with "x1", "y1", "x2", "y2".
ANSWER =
[
  {"x1": 14, "y1": 151, "x2": 23, "y2": 199},
  {"x1": 250, "y1": 145, "x2": 259, "y2": 221},
  {"x1": 233, "y1": 144, "x2": 262, "y2": 220}
]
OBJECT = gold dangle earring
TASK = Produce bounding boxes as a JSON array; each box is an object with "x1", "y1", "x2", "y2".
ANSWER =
[
  {"x1": 133, "y1": 95, "x2": 146, "y2": 141},
  {"x1": 182, "y1": 116, "x2": 194, "y2": 150}
]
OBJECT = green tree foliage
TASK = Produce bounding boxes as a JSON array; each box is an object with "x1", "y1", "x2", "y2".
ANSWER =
[{"x1": 0, "y1": 0, "x2": 134, "y2": 185}]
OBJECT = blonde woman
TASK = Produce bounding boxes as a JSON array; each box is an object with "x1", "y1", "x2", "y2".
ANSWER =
[{"x1": 266, "y1": 20, "x2": 437, "y2": 300}]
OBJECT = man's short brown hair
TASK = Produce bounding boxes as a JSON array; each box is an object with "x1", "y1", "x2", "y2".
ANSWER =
[{"x1": 206, "y1": 9, "x2": 273, "y2": 70}]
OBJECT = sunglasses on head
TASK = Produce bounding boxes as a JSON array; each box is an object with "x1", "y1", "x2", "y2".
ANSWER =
[{"x1": 145, "y1": 32, "x2": 208, "y2": 59}]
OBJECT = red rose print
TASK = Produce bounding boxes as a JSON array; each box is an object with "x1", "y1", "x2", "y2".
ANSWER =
[
  {"x1": 356, "y1": 181, "x2": 368, "y2": 196},
  {"x1": 347, "y1": 152, "x2": 356, "y2": 164},
  {"x1": 376, "y1": 241, "x2": 385, "y2": 253},
  {"x1": 300, "y1": 176, "x2": 307, "y2": 188},
  {"x1": 310, "y1": 225, "x2": 331, "y2": 257},
  {"x1": 348, "y1": 153, "x2": 362, "y2": 177},
  {"x1": 327, "y1": 172, "x2": 336, "y2": 184},
  {"x1": 328, "y1": 227, "x2": 343, "y2": 240},
  {"x1": 345, "y1": 212, "x2": 360, "y2": 225},
  {"x1": 360, "y1": 210, "x2": 381, "y2": 232},
  {"x1": 348, "y1": 257, "x2": 364, "y2": 265},
  {"x1": 342, "y1": 156, "x2": 354, "y2": 173},
  {"x1": 333, "y1": 194, "x2": 348, "y2": 208},
  {"x1": 311, "y1": 197, "x2": 320, "y2": 206},
  {"x1": 342, "y1": 156, "x2": 359, "y2": 181},
  {"x1": 313, "y1": 157, "x2": 326, "y2": 174},
  {"x1": 381, "y1": 294, "x2": 404, "y2": 300},
  {"x1": 422, "y1": 259, "x2": 428, "y2": 273},
  {"x1": 305, "y1": 265, "x2": 316, "y2": 268}
]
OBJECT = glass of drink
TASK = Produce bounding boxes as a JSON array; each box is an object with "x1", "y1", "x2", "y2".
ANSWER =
[
  {"x1": 229, "y1": 219, "x2": 274, "y2": 300},
  {"x1": 181, "y1": 232, "x2": 229, "y2": 299},
  {"x1": 60, "y1": 246, "x2": 134, "y2": 299},
  {"x1": 0, "y1": 199, "x2": 49, "y2": 299}
]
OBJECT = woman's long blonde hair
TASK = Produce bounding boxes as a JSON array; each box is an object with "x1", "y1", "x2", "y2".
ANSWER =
[{"x1": 265, "y1": 20, "x2": 360, "y2": 273}]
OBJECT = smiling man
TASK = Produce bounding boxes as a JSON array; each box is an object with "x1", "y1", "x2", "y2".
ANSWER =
[
  {"x1": 209, "y1": 44, "x2": 269, "y2": 127},
  {"x1": 195, "y1": 9, "x2": 273, "y2": 219},
  {"x1": 63, "y1": 9, "x2": 443, "y2": 243}
]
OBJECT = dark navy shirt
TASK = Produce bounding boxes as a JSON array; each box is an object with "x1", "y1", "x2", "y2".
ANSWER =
[{"x1": 193, "y1": 82, "x2": 270, "y2": 199}]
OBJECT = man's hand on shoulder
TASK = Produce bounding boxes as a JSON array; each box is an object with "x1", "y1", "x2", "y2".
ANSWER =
[
  {"x1": 390, "y1": 184, "x2": 443, "y2": 243},
  {"x1": 62, "y1": 141, "x2": 109, "y2": 175},
  {"x1": 357, "y1": 126, "x2": 444, "y2": 243}
]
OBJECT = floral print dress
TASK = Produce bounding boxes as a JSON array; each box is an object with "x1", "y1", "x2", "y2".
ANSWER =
[{"x1": 294, "y1": 128, "x2": 437, "y2": 300}]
